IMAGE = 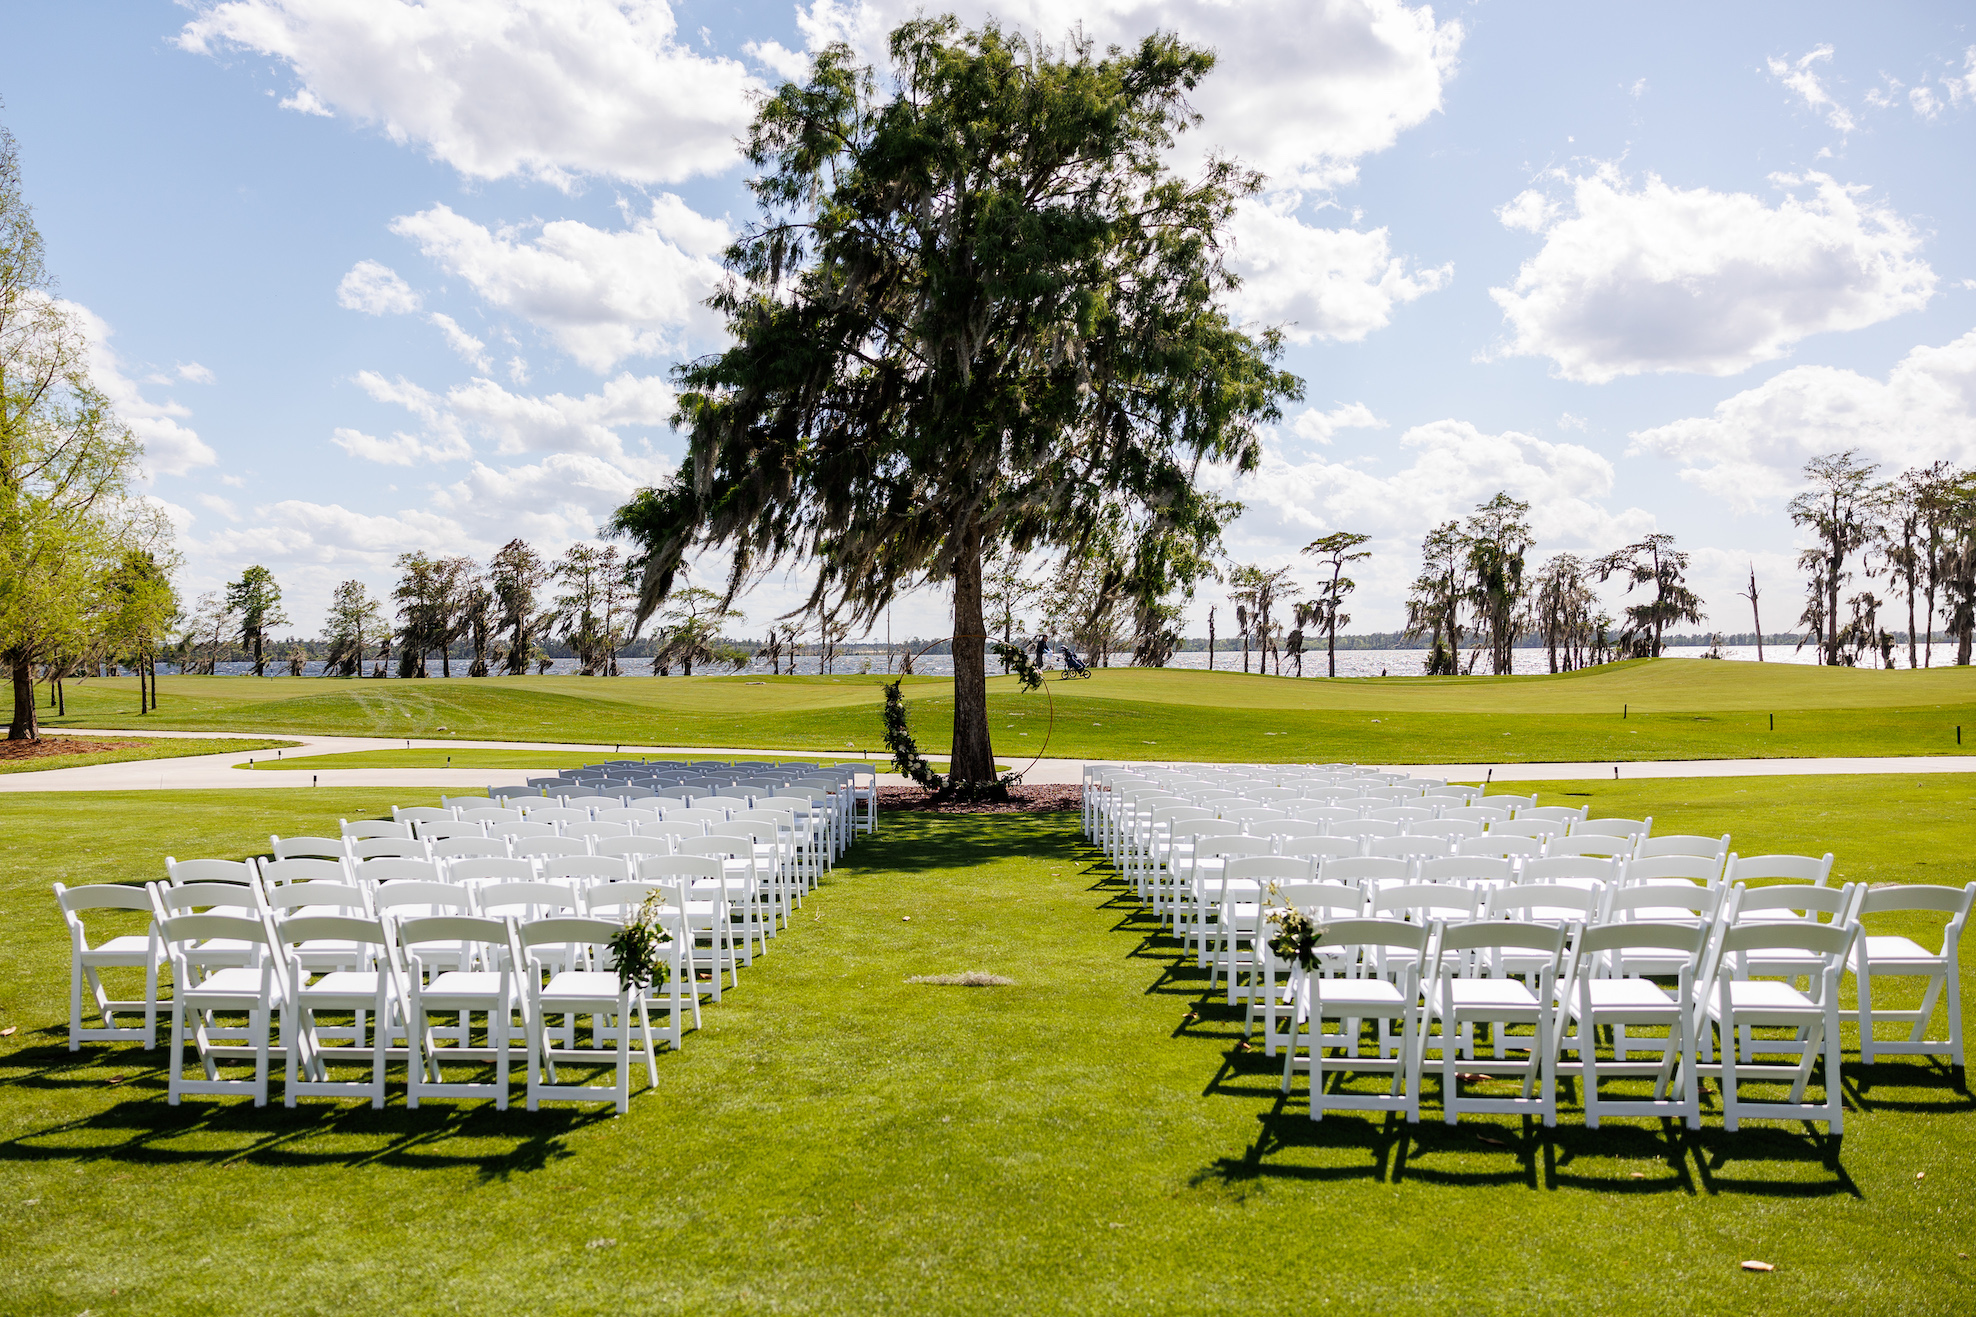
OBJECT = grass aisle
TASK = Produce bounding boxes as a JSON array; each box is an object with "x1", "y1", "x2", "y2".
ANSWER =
[{"x1": 0, "y1": 792, "x2": 1971, "y2": 1311}]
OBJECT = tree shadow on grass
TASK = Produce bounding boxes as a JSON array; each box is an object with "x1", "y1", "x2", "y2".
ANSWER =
[{"x1": 861, "y1": 812, "x2": 1084, "y2": 873}]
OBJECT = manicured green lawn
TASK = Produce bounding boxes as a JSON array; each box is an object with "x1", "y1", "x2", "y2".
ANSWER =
[
  {"x1": 1, "y1": 778, "x2": 1972, "y2": 1313},
  {"x1": 240, "y1": 748, "x2": 894, "y2": 771},
  {"x1": 43, "y1": 662, "x2": 1976, "y2": 764},
  {"x1": 0, "y1": 736, "x2": 295, "y2": 776}
]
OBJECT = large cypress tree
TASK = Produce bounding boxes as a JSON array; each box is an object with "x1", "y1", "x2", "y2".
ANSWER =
[{"x1": 611, "y1": 17, "x2": 1299, "y2": 783}]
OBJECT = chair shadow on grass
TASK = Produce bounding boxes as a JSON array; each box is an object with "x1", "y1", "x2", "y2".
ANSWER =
[{"x1": 0, "y1": 1037, "x2": 614, "y2": 1181}]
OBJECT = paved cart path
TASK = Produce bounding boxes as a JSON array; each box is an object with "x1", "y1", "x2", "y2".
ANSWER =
[{"x1": 2, "y1": 728, "x2": 1972, "y2": 791}]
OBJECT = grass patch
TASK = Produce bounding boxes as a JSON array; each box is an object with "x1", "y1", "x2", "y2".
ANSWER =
[
  {"x1": 40, "y1": 662, "x2": 1976, "y2": 764},
  {"x1": 239, "y1": 748, "x2": 893, "y2": 771},
  {"x1": 0, "y1": 736, "x2": 295, "y2": 776},
  {"x1": 0, "y1": 779, "x2": 1972, "y2": 1311}
]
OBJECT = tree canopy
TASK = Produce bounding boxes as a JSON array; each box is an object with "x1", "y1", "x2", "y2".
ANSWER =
[{"x1": 610, "y1": 17, "x2": 1300, "y2": 782}]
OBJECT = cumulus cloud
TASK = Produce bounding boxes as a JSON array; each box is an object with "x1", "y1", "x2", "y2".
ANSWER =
[
  {"x1": 176, "y1": 361, "x2": 217, "y2": 384},
  {"x1": 428, "y1": 313, "x2": 490, "y2": 370},
  {"x1": 389, "y1": 199, "x2": 727, "y2": 371},
  {"x1": 1225, "y1": 202, "x2": 1450, "y2": 343},
  {"x1": 1289, "y1": 401, "x2": 1385, "y2": 445},
  {"x1": 796, "y1": 0, "x2": 1461, "y2": 192},
  {"x1": 178, "y1": 0, "x2": 762, "y2": 187},
  {"x1": 63, "y1": 301, "x2": 220, "y2": 480},
  {"x1": 352, "y1": 366, "x2": 674, "y2": 460},
  {"x1": 1630, "y1": 326, "x2": 1976, "y2": 513},
  {"x1": 1767, "y1": 45, "x2": 1856, "y2": 136},
  {"x1": 1205, "y1": 419, "x2": 1656, "y2": 627},
  {"x1": 1489, "y1": 167, "x2": 1935, "y2": 383},
  {"x1": 336, "y1": 259, "x2": 421, "y2": 315}
]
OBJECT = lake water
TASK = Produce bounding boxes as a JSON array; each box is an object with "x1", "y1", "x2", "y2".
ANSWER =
[{"x1": 159, "y1": 645, "x2": 1828, "y2": 680}]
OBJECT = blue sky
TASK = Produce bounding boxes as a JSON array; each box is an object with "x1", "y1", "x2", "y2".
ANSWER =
[{"x1": 2, "y1": 1, "x2": 1972, "y2": 637}]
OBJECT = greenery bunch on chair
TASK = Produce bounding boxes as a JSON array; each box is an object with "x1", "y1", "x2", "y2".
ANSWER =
[
  {"x1": 1264, "y1": 896, "x2": 1326, "y2": 972},
  {"x1": 606, "y1": 892, "x2": 674, "y2": 992}
]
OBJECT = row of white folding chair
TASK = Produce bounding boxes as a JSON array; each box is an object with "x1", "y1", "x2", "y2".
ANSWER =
[
  {"x1": 1271, "y1": 890, "x2": 1872, "y2": 1131},
  {"x1": 174, "y1": 850, "x2": 780, "y2": 978},
  {"x1": 152, "y1": 902, "x2": 688, "y2": 1112}
]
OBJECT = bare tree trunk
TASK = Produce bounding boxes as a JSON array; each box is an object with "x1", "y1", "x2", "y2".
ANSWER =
[
  {"x1": 1207, "y1": 607, "x2": 1215, "y2": 671},
  {"x1": 9, "y1": 657, "x2": 39, "y2": 741},
  {"x1": 948, "y1": 523, "x2": 996, "y2": 784},
  {"x1": 1327, "y1": 620, "x2": 1337, "y2": 679}
]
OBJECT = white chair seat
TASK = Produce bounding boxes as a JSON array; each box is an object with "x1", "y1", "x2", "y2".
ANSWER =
[
  {"x1": 85, "y1": 934, "x2": 155, "y2": 961},
  {"x1": 298, "y1": 971, "x2": 384, "y2": 1002},
  {"x1": 423, "y1": 971, "x2": 507, "y2": 1004},
  {"x1": 183, "y1": 967, "x2": 273, "y2": 1001},
  {"x1": 1312, "y1": 980, "x2": 1407, "y2": 1009},
  {"x1": 1850, "y1": 935, "x2": 1935, "y2": 969},
  {"x1": 1447, "y1": 979, "x2": 1540, "y2": 1010},
  {"x1": 1721, "y1": 980, "x2": 1817, "y2": 1012},
  {"x1": 1582, "y1": 979, "x2": 1678, "y2": 1010},
  {"x1": 539, "y1": 971, "x2": 624, "y2": 1005}
]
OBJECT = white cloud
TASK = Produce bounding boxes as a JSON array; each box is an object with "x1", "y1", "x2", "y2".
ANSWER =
[
  {"x1": 176, "y1": 361, "x2": 217, "y2": 384},
  {"x1": 1206, "y1": 419, "x2": 1655, "y2": 627},
  {"x1": 1224, "y1": 202, "x2": 1449, "y2": 343},
  {"x1": 744, "y1": 39, "x2": 810, "y2": 82},
  {"x1": 1767, "y1": 45, "x2": 1856, "y2": 136},
  {"x1": 1630, "y1": 326, "x2": 1976, "y2": 513},
  {"x1": 335, "y1": 259, "x2": 421, "y2": 315},
  {"x1": 279, "y1": 86, "x2": 333, "y2": 116},
  {"x1": 1289, "y1": 402, "x2": 1385, "y2": 445},
  {"x1": 796, "y1": 0, "x2": 1461, "y2": 192},
  {"x1": 63, "y1": 300, "x2": 220, "y2": 480},
  {"x1": 1496, "y1": 189, "x2": 1558, "y2": 233},
  {"x1": 1489, "y1": 167, "x2": 1935, "y2": 383},
  {"x1": 178, "y1": 0, "x2": 762, "y2": 187},
  {"x1": 1945, "y1": 46, "x2": 1976, "y2": 108},
  {"x1": 431, "y1": 450, "x2": 670, "y2": 542},
  {"x1": 390, "y1": 199, "x2": 727, "y2": 371},
  {"x1": 1557, "y1": 412, "x2": 1587, "y2": 432},
  {"x1": 353, "y1": 366, "x2": 674, "y2": 460},
  {"x1": 1629, "y1": 77, "x2": 1647, "y2": 99},
  {"x1": 196, "y1": 493, "x2": 241, "y2": 521},
  {"x1": 428, "y1": 313, "x2": 490, "y2": 370},
  {"x1": 1910, "y1": 86, "x2": 1942, "y2": 119},
  {"x1": 330, "y1": 425, "x2": 472, "y2": 467}
]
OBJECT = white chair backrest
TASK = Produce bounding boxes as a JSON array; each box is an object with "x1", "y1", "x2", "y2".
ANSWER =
[
  {"x1": 341, "y1": 819, "x2": 413, "y2": 840},
  {"x1": 1571, "y1": 815, "x2": 1651, "y2": 840},
  {"x1": 566, "y1": 821, "x2": 631, "y2": 841},
  {"x1": 348, "y1": 837, "x2": 432, "y2": 861},
  {"x1": 1488, "y1": 882, "x2": 1601, "y2": 923},
  {"x1": 1368, "y1": 835, "x2": 1452, "y2": 860},
  {"x1": 526, "y1": 806, "x2": 592, "y2": 826},
  {"x1": 393, "y1": 806, "x2": 456, "y2": 825},
  {"x1": 1546, "y1": 833, "x2": 1632, "y2": 858},
  {"x1": 354, "y1": 857, "x2": 443, "y2": 885},
  {"x1": 1723, "y1": 852, "x2": 1834, "y2": 887},
  {"x1": 491, "y1": 820, "x2": 557, "y2": 840},
  {"x1": 595, "y1": 836, "x2": 676, "y2": 860},
  {"x1": 1318, "y1": 856, "x2": 1411, "y2": 888},
  {"x1": 270, "y1": 835, "x2": 348, "y2": 862},
  {"x1": 537, "y1": 855, "x2": 633, "y2": 887},
  {"x1": 263, "y1": 880, "x2": 370, "y2": 915},
  {"x1": 431, "y1": 837, "x2": 509, "y2": 860},
  {"x1": 1626, "y1": 854, "x2": 1723, "y2": 887},
  {"x1": 166, "y1": 857, "x2": 257, "y2": 886},
  {"x1": 1438, "y1": 805, "x2": 1511, "y2": 825},
  {"x1": 1416, "y1": 855, "x2": 1516, "y2": 886},
  {"x1": 476, "y1": 880, "x2": 579, "y2": 919},
  {"x1": 514, "y1": 837, "x2": 591, "y2": 861},
  {"x1": 636, "y1": 854, "x2": 724, "y2": 884},
  {"x1": 444, "y1": 857, "x2": 538, "y2": 885},
  {"x1": 260, "y1": 857, "x2": 350, "y2": 887},
  {"x1": 371, "y1": 880, "x2": 473, "y2": 914},
  {"x1": 1371, "y1": 882, "x2": 1481, "y2": 922},
  {"x1": 596, "y1": 807, "x2": 661, "y2": 827},
  {"x1": 1456, "y1": 835, "x2": 1543, "y2": 858},
  {"x1": 1519, "y1": 855, "x2": 1622, "y2": 887},
  {"x1": 1635, "y1": 834, "x2": 1729, "y2": 862}
]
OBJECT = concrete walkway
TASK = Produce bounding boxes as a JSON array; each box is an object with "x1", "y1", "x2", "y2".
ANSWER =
[{"x1": 3, "y1": 728, "x2": 1972, "y2": 792}]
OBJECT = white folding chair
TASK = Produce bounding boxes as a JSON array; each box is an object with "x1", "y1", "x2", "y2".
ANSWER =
[
  {"x1": 1426, "y1": 921, "x2": 1568, "y2": 1127},
  {"x1": 1845, "y1": 882, "x2": 1975, "y2": 1070},
  {"x1": 1566, "y1": 921, "x2": 1708, "y2": 1129},
  {"x1": 53, "y1": 882, "x2": 163, "y2": 1049},
  {"x1": 518, "y1": 917, "x2": 659, "y2": 1113},
  {"x1": 398, "y1": 914, "x2": 522, "y2": 1110},
  {"x1": 1701, "y1": 922, "x2": 1854, "y2": 1133},
  {"x1": 159, "y1": 912, "x2": 285, "y2": 1107},
  {"x1": 1723, "y1": 852, "x2": 1834, "y2": 888},
  {"x1": 270, "y1": 835, "x2": 350, "y2": 862},
  {"x1": 1281, "y1": 918, "x2": 1428, "y2": 1123},
  {"x1": 276, "y1": 915, "x2": 395, "y2": 1108}
]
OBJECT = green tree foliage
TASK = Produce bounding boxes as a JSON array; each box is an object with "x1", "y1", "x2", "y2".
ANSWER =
[
  {"x1": 1530, "y1": 552, "x2": 1599, "y2": 673},
  {"x1": 551, "y1": 543, "x2": 622, "y2": 676},
  {"x1": 1463, "y1": 493, "x2": 1532, "y2": 677},
  {"x1": 488, "y1": 537, "x2": 548, "y2": 676},
  {"x1": 101, "y1": 549, "x2": 179, "y2": 712},
  {"x1": 1301, "y1": 531, "x2": 1369, "y2": 678},
  {"x1": 321, "y1": 579, "x2": 387, "y2": 677},
  {"x1": 225, "y1": 565, "x2": 287, "y2": 678},
  {"x1": 1788, "y1": 450, "x2": 1881, "y2": 666},
  {"x1": 649, "y1": 586, "x2": 746, "y2": 676},
  {"x1": 610, "y1": 18, "x2": 1299, "y2": 782},
  {"x1": 1225, "y1": 562, "x2": 1294, "y2": 675},
  {"x1": 1404, "y1": 520, "x2": 1467, "y2": 677},
  {"x1": 0, "y1": 119, "x2": 163, "y2": 738},
  {"x1": 1596, "y1": 532, "x2": 1703, "y2": 659}
]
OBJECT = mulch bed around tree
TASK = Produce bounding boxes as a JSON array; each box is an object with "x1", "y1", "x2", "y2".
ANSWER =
[
  {"x1": 0, "y1": 735, "x2": 154, "y2": 761},
  {"x1": 879, "y1": 783, "x2": 1081, "y2": 814}
]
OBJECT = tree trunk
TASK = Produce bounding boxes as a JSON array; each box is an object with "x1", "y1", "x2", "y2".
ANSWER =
[
  {"x1": 1825, "y1": 507, "x2": 1842, "y2": 666},
  {"x1": 1327, "y1": 621, "x2": 1337, "y2": 679},
  {"x1": 9, "y1": 657, "x2": 38, "y2": 741},
  {"x1": 253, "y1": 632, "x2": 264, "y2": 677},
  {"x1": 1207, "y1": 608, "x2": 1215, "y2": 671},
  {"x1": 948, "y1": 524, "x2": 996, "y2": 784}
]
